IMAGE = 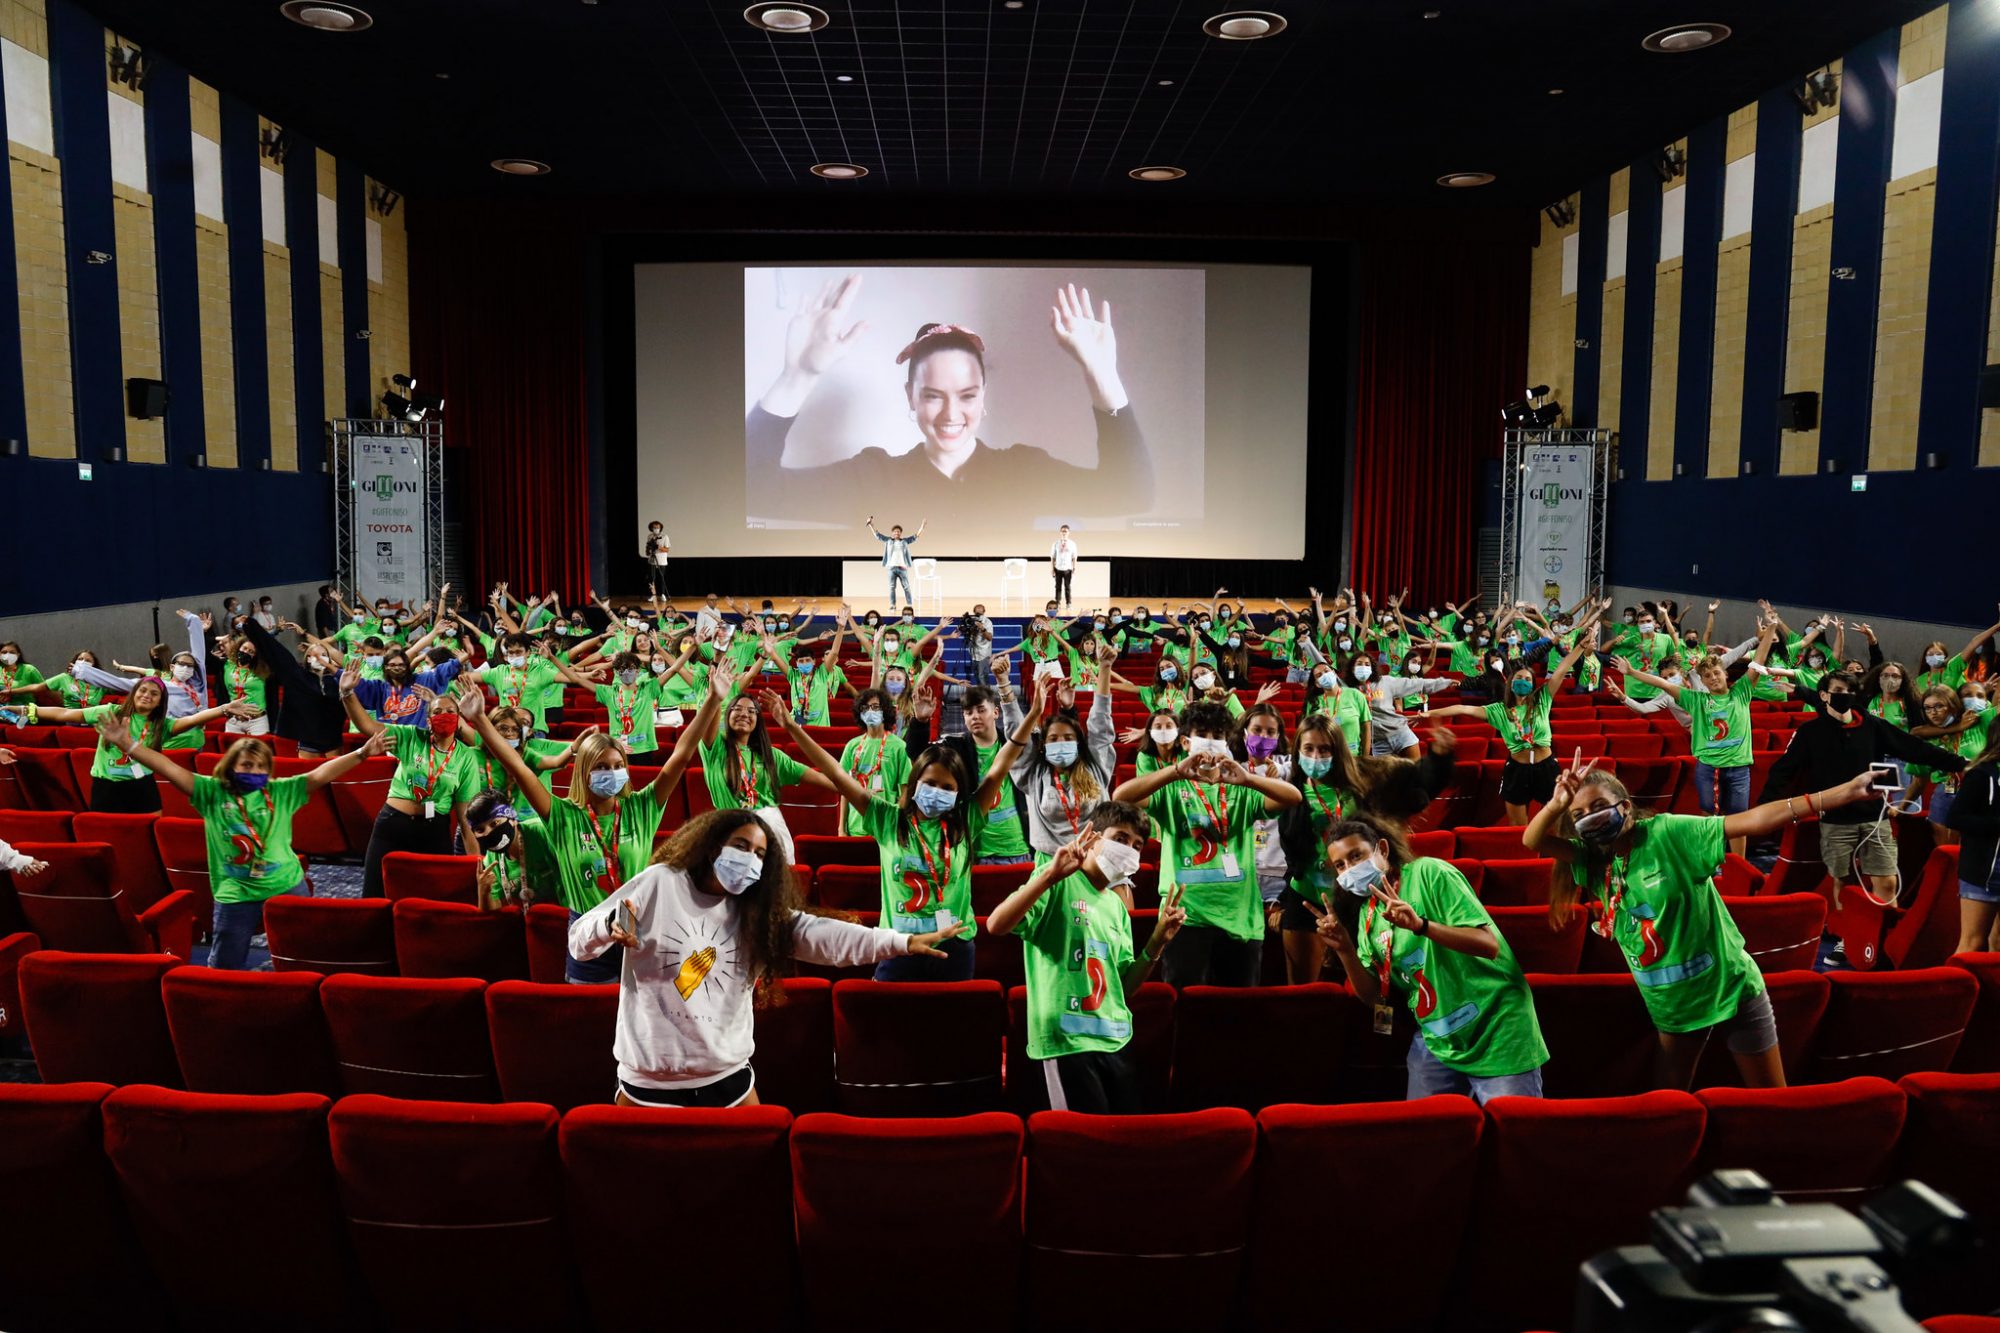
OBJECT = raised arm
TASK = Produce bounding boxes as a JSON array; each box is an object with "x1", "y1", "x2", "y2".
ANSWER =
[
  {"x1": 455, "y1": 684, "x2": 552, "y2": 821},
  {"x1": 1959, "y1": 607, "x2": 2000, "y2": 662},
  {"x1": 338, "y1": 667, "x2": 385, "y2": 740},
  {"x1": 644, "y1": 663, "x2": 733, "y2": 799},
  {"x1": 90, "y1": 712, "x2": 197, "y2": 799},
  {"x1": 305, "y1": 730, "x2": 391, "y2": 789},
  {"x1": 763, "y1": 687, "x2": 872, "y2": 806}
]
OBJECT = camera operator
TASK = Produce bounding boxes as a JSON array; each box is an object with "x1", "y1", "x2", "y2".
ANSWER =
[
  {"x1": 642, "y1": 520, "x2": 670, "y2": 598},
  {"x1": 960, "y1": 602, "x2": 995, "y2": 686}
]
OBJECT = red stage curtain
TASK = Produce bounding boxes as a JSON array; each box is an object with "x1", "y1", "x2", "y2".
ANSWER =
[
  {"x1": 408, "y1": 206, "x2": 592, "y2": 598},
  {"x1": 1349, "y1": 240, "x2": 1529, "y2": 604}
]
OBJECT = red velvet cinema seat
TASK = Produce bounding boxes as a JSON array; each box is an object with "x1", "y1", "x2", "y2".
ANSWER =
[
  {"x1": 751, "y1": 976, "x2": 836, "y2": 1113},
  {"x1": 830, "y1": 979, "x2": 1005, "y2": 1116},
  {"x1": 1798, "y1": 968, "x2": 1978, "y2": 1084},
  {"x1": 320, "y1": 974, "x2": 499, "y2": 1102},
  {"x1": 1899, "y1": 1072, "x2": 2000, "y2": 1316},
  {"x1": 19, "y1": 949, "x2": 182, "y2": 1087},
  {"x1": 161, "y1": 965, "x2": 341, "y2": 1097},
  {"x1": 391, "y1": 899, "x2": 530, "y2": 982},
  {"x1": 102, "y1": 1085, "x2": 361, "y2": 1331},
  {"x1": 791, "y1": 1112, "x2": 1023, "y2": 1333},
  {"x1": 329, "y1": 1094, "x2": 572, "y2": 1333},
  {"x1": 1025, "y1": 1109, "x2": 1256, "y2": 1331},
  {"x1": 12, "y1": 842, "x2": 195, "y2": 958},
  {"x1": 380, "y1": 851, "x2": 480, "y2": 905},
  {"x1": 1171, "y1": 983, "x2": 1350, "y2": 1111},
  {"x1": 562, "y1": 1105, "x2": 796, "y2": 1331},
  {"x1": 1692, "y1": 1077, "x2": 1908, "y2": 1202},
  {"x1": 1723, "y1": 893, "x2": 1828, "y2": 972},
  {"x1": 1952, "y1": 953, "x2": 2000, "y2": 1073},
  {"x1": 485, "y1": 980, "x2": 618, "y2": 1111},
  {"x1": 1528, "y1": 973, "x2": 1659, "y2": 1098},
  {"x1": 264, "y1": 896, "x2": 397, "y2": 976}
]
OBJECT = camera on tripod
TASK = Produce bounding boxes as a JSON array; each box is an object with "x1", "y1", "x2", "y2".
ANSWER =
[{"x1": 1576, "y1": 1170, "x2": 1980, "y2": 1332}]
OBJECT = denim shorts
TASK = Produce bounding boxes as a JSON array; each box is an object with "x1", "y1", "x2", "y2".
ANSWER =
[
  {"x1": 1960, "y1": 860, "x2": 2000, "y2": 905},
  {"x1": 1406, "y1": 1038, "x2": 1544, "y2": 1105}
]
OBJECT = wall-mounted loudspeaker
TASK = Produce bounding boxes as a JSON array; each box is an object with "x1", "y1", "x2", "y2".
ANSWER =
[
  {"x1": 1777, "y1": 391, "x2": 1818, "y2": 431},
  {"x1": 126, "y1": 378, "x2": 168, "y2": 420},
  {"x1": 1978, "y1": 366, "x2": 2000, "y2": 410}
]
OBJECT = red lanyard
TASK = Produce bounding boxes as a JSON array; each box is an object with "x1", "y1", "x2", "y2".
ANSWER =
[
  {"x1": 1051, "y1": 770, "x2": 1083, "y2": 834},
  {"x1": 231, "y1": 791, "x2": 274, "y2": 854},
  {"x1": 226, "y1": 662, "x2": 251, "y2": 701},
  {"x1": 736, "y1": 746, "x2": 765, "y2": 806},
  {"x1": 587, "y1": 803, "x2": 623, "y2": 891},
  {"x1": 911, "y1": 819, "x2": 954, "y2": 901},
  {"x1": 614, "y1": 685, "x2": 637, "y2": 736},
  {"x1": 1191, "y1": 780, "x2": 1228, "y2": 831},
  {"x1": 1363, "y1": 899, "x2": 1392, "y2": 996},
  {"x1": 1595, "y1": 857, "x2": 1628, "y2": 937},
  {"x1": 849, "y1": 737, "x2": 884, "y2": 786},
  {"x1": 502, "y1": 666, "x2": 527, "y2": 707},
  {"x1": 1502, "y1": 701, "x2": 1534, "y2": 748},
  {"x1": 415, "y1": 739, "x2": 455, "y2": 801}
]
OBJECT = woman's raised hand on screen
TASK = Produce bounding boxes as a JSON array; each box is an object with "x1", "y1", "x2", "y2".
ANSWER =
[
  {"x1": 1050, "y1": 282, "x2": 1128, "y2": 413},
  {"x1": 761, "y1": 273, "x2": 868, "y2": 417}
]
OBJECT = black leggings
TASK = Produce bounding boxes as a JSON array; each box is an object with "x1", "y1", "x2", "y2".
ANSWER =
[
  {"x1": 1040, "y1": 1049, "x2": 1141, "y2": 1114},
  {"x1": 1159, "y1": 924, "x2": 1262, "y2": 988},
  {"x1": 90, "y1": 775, "x2": 161, "y2": 814},
  {"x1": 361, "y1": 805, "x2": 453, "y2": 897}
]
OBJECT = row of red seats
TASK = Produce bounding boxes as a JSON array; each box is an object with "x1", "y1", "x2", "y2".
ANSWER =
[
  {"x1": 2, "y1": 1071, "x2": 1993, "y2": 1333},
  {"x1": 19, "y1": 953, "x2": 2000, "y2": 1112}
]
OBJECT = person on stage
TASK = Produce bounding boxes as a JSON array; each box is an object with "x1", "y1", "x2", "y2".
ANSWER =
[
  {"x1": 1050, "y1": 524, "x2": 1079, "y2": 611},
  {"x1": 867, "y1": 516, "x2": 924, "y2": 608},
  {"x1": 747, "y1": 275, "x2": 1154, "y2": 525},
  {"x1": 643, "y1": 520, "x2": 670, "y2": 598}
]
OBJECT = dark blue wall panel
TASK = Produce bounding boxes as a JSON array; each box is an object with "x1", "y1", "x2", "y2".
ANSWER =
[
  {"x1": 1738, "y1": 88, "x2": 1802, "y2": 475},
  {"x1": 284, "y1": 132, "x2": 324, "y2": 470},
  {"x1": 1570, "y1": 176, "x2": 1608, "y2": 427},
  {"x1": 143, "y1": 58, "x2": 205, "y2": 466},
  {"x1": 1618, "y1": 159, "x2": 1662, "y2": 476},
  {"x1": 219, "y1": 92, "x2": 269, "y2": 467},
  {"x1": 0, "y1": 26, "x2": 29, "y2": 448},
  {"x1": 48, "y1": 0, "x2": 124, "y2": 462},
  {"x1": 336, "y1": 159, "x2": 373, "y2": 416},
  {"x1": 1672, "y1": 117, "x2": 1728, "y2": 478}
]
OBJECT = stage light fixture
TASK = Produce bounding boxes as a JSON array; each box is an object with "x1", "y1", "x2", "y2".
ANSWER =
[
  {"x1": 745, "y1": 3, "x2": 829, "y2": 32},
  {"x1": 1436, "y1": 171, "x2": 1495, "y2": 188},
  {"x1": 1641, "y1": 22, "x2": 1731, "y2": 53},
  {"x1": 107, "y1": 43, "x2": 148, "y2": 90},
  {"x1": 1544, "y1": 198, "x2": 1576, "y2": 228},
  {"x1": 279, "y1": 2, "x2": 373, "y2": 32},
  {"x1": 260, "y1": 125, "x2": 291, "y2": 164},
  {"x1": 491, "y1": 158, "x2": 552, "y2": 175},
  {"x1": 1202, "y1": 11, "x2": 1287, "y2": 40},
  {"x1": 1791, "y1": 67, "x2": 1838, "y2": 117},
  {"x1": 369, "y1": 182, "x2": 400, "y2": 216},
  {"x1": 809, "y1": 162, "x2": 868, "y2": 179},
  {"x1": 1652, "y1": 143, "x2": 1686, "y2": 182},
  {"x1": 1128, "y1": 165, "x2": 1187, "y2": 181},
  {"x1": 411, "y1": 388, "x2": 445, "y2": 414}
]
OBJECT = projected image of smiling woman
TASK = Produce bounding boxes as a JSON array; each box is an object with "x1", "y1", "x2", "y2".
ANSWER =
[{"x1": 748, "y1": 273, "x2": 1153, "y2": 522}]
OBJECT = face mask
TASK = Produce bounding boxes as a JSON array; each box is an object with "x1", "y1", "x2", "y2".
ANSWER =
[
  {"x1": 503, "y1": 734, "x2": 523, "y2": 750},
  {"x1": 358, "y1": 655, "x2": 382, "y2": 671},
  {"x1": 1504, "y1": 634, "x2": 1520, "y2": 646},
  {"x1": 1638, "y1": 622, "x2": 1656, "y2": 635},
  {"x1": 429, "y1": 714, "x2": 459, "y2": 740},
  {"x1": 1300, "y1": 754, "x2": 1333, "y2": 780},
  {"x1": 617, "y1": 670, "x2": 640, "y2": 687},
  {"x1": 627, "y1": 618, "x2": 644, "y2": 630},
  {"x1": 0, "y1": 653, "x2": 16, "y2": 666},
  {"x1": 1159, "y1": 665, "x2": 1178, "y2": 683},
  {"x1": 1227, "y1": 635, "x2": 1242, "y2": 649},
  {"x1": 1406, "y1": 661, "x2": 1422, "y2": 676},
  {"x1": 1476, "y1": 635, "x2": 1491, "y2": 647},
  {"x1": 1552, "y1": 623, "x2": 1569, "y2": 634},
  {"x1": 713, "y1": 845, "x2": 765, "y2": 895},
  {"x1": 71, "y1": 659, "x2": 90, "y2": 676},
  {"x1": 886, "y1": 678, "x2": 906, "y2": 697},
  {"x1": 233, "y1": 771, "x2": 270, "y2": 791},
  {"x1": 650, "y1": 660, "x2": 668, "y2": 674},
  {"x1": 1111, "y1": 614, "x2": 1125, "y2": 624},
  {"x1": 796, "y1": 661, "x2": 815, "y2": 677},
  {"x1": 1193, "y1": 672, "x2": 1216, "y2": 690},
  {"x1": 1353, "y1": 663, "x2": 1373, "y2": 682},
  {"x1": 1807, "y1": 655, "x2": 1825, "y2": 669},
  {"x1": 482, "y1": 823, "x2": 517, "y2": 854},
  {"x1": 763, "y1": 619, "x2": 777, "y2": 632},
  {"x1": 1187, "y1": 736, "x2": 1230, "y2": 759},
  {"x1": 881, "y1": 640, "x2": 901, "y2": 655},
  {"x1": 1927, "y1": 653, "x2": 1947, "y2": 668},
  {"x1": 1244, "y1": 733, "x2": 1280, "y2": 760},
  {"x1": 1573, "y1": 804, "x2": 1625, "y2": 843},
  {"x1": 442, "y1": 625, "x2": 458, "y2": 638},
  {"x1": 866, "y1": 615, "x2": 879, "y2": 627},
  {"x1": 307, "y1": 656, "x2": 329, "y2": 672},
  {"x1": 913, "y1": 782, "x2": 956, "y2": 817},
  {"x1": 1965, "y1": 697, "x2": 1990, "y2": 714},
  {"x1": 1662, "y1": 675, "x2": 1683, "y2": 689},
  {"x1": 1623, "y1": 615, "x2": 1637, "y2": 625},
  {"x1": 1333, "y1": 621, "x2": 1349, "y2": 634},
  {"x1": 1882, "y1": 677, "x2": 1903, "y2": 692},
  {"x1": 1316, "y1": 670, "x2": 1339, "y2": 690},
  {"x1": 1136, "y1": 612, "x2": 1150, "y2": 622},
  {"x1": 1512, "y1": 679, "x2": 1535, "y2": 696},
  {"x1": 589, "y1": 768, "x2": 630, "y2": 798},
  {"x1": 1337, "y1": 638, "x2": 1354, "y2": 652},
  {"x1": 1044, "y1": 739, "x2": 1079, "y2": 768},
  {"x1": 1337, "y1": 857, "x2": 1385, "y2": 898},
  {"x1": 859, "y1": 708, "x2": 885, "y2": 728},
  {"x1": 1093, "y1": 838, "x2": 1141, "y2": 887},
  {"x1": 172, "y1": 663, "x2": 195, "y2": 681},
  {"x1": 1824, "y1": 692, "x2": 1855, "y2": 714}
]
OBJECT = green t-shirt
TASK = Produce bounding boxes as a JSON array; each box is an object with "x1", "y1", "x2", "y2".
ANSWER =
[
  {"x1": 1138, "y1": 684, "x2": 1190, "y2": 717},
  {"x1": 333, "y1": 621, "x2": 376, "y2": 649},
  {"x1": 384, "y1": 725, "x2": 483, "y2": 810},
  {"x1": 82, "y1": 704, "x2": 167, "y2": 782},
  {"x1": 1019, "y1": 870, "x2": 1136, "y2": 1060},
  {"x1": 697, "y1": 734, "x2": 808, "y2": 810},
  {"x1": 595, "y1": 679, "x2": 663, "y2": 754},
  {"x1": 1289, "y1": 779, "x2": 1359, "y2": 906},
  {"x1": 217, "y1": 660, "x2": 267, "y2": 713},
  {"x1": 468, "y1": 733, "x2": 568, "y2": 807},
  {"x1": 1311, "y1": 685, "x2": 1371, "y2": 754},
  {"x1": 190, "y1": 774, "x2": 310, "y2": 902},
  {"x1": 972, "y1": 740, "x2": 1030, "y2": 858},
  {"x1": 1447, "y1": 639, "x2": 1484, "y2": 676},
  {"x1": 539, "y1": 650, "x2": 572, "y2": 711},
  {"x1": 784, "y1": 667, "x2": 837, "y2": 727},
  {"x1": 861, "y1": 794, "x2": 987, "y2": 938},
  {"x1": 1568, "y1": 814, "x2": 1762, "y2": 1034},
  {"x1": 525, "y1": 786, "x2": 667, "y2": 914},
  {"x1": 1021, "y1": 635, "x2": 1064, "y2": 667},
  {"x1": 1482, "y1": 691, "x2": 1554, "y2": 757},
  {"x1": 39, "y1": 672, "x2": 104, "y2": 710},
  {"x1": 1615, "y1": 632, "x2": 1680, "y2": 701},
  {"x1": 1925, "y1": 715, "x2": 1991, "y2": 791},
  {"x1": 839, "y1": 733, "x2": 911, "y2": 835},
  {"x1": 1354, "y1": 858, "x2": 1549, "y2": 1078},
  {"x1": 0, "y1": 662, "x2": 42, "y2": 694},
  {"x1": 481, "y1": 660, "x2": 561, "y2": 732},
  {"x1": 1263, "y1": 625, "x2": 1300, "y2": 667},
  {"x1": 1916, "y1": 658, "x2": 1967, "y2": 696},
  {"x1": 658, "y1": 659, "x2": 708, "y2": 709},
  {"x1": 1152, "y1": 778, "x2": 1264, "y2": 942},
  {"x1": 1868, "y1": 696, "x2": 1908, "y2": 729},
  {"x1": 1677, "y1": 677, "x2": 1754, "y2": 769}
]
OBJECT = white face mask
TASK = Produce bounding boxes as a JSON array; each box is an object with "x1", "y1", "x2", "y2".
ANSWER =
[
  {"x1": 1186, "y1": 736, "x2": 1230, "y2": 759},
  {"x1": 505, "y1": 654, "x2": 528, "y2": 669},
  {"x1": 1093, "y1": 838, "x2": 1141, "y2": 887},
  {"x1": 71, "y1": 659, "x2": 90, "y2": 676},
  {"x1": 713, "y1": 845, "x2": 765, "y2": 895},
  {"x1": 1150, "y1": 725, "x2": 1179, "y2": 746},
  {"x1": 171, "y1": 663, "x2": 194, "y2": 681},
  {"x1": 0, "y1": 653, "x2": 15, "y2": 666},
  {"x1": 1353, "y1": 663, "x2": 1373, "y2": 682},
  {"x1": 1192, "y1": 672, "x2": 1216, "y2": 690}
]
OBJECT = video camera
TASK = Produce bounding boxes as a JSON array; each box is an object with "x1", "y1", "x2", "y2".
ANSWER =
[{"x1": 1575, "y1": 1170, "x2": 1980, "y2": 1333}]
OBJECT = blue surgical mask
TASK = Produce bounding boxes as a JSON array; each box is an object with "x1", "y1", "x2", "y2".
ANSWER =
[
  {"x1": 1159, "y1": 665, "x2": 1178, "y2": 682},
  {"x1": 233, "y1": 771, "x2": 270, "y2": 791},
  {"x1": 913, "y1": 782, "x2": 956, "y2": 817},
  {"x1": 886, "y1": 678, "x2": 906, "y2": 697},
  {"x1": 1044, "y1": 740, "x2": 1079, "y2": 768},
  {"x1": 1337, "y1": 857, "x2": 1385, "y2": 898},
  {"x1": 713, "y1": 845, "x2": 765, "y2": 895},
  {"x1": 1316, "y1": 670, "x2": 1338, "y2": 690},
  {"x1": 364, "y1": 655, "x2": 384, "y2": 670},
  {"x1": 859, "y1": 708, "x2": 885, "y2": 728},
  {"x1": 796, "y1": 661, "x2": 814, "y2": 676},
  {"x1": 1227, "y1": 635, "x2": 1242, "y2": 649},
  {"x1": 1353, "y1": 663, "x2": 1373, "y2": 682},
  {"x1": 1512, "y1": 678, "x2": 1535, "y2": 696},
  {"x1": 588, "y1": 768, "x2": 630, "y2": 798},
  {"x1": 1299, "y1": 755, "x2": 1333, "y2": 780}
]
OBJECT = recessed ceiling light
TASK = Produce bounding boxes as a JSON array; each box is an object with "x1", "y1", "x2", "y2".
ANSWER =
[
  {"x1": 811, "y1": 162, "x2": 868, "y2": 179},
  {"x1": 1004, "y1": 1, "x2": 1026, "y2": 8},
  {"x1": 279, "y1": 2, "x2": 373, "y2": 31},
  {"x1": 490, "y1": 158, "x2": 551, "y2": 176},
  {"x1": 745, "y1": 2, "x2": 829, "y2": 31},
  {"x1": 1642, "y1": 22, "x2": 1731, "y2": 53},
  {"x1": 1422, "y1": 9, "x2": 1440, "y2": 17},
  {"x1": 1547, "y1": 87, "x2": 1563, "y2": 95},
  {"x1": 1129, "y1": 165, "x2": 1187, "y2": 181},
  {"x1": 1201, "y1": 10, "x2": 1286, "y2": 40},
  {"x1": 835, "y1": 74, "x2": 853, "y2": 82},
  {"x1": 435, "y1": 71, "x2": 450, "y2": 79},
  {"x1": 1157, "y1": 79, "x2": 1174, "y2": 86},
  {"x1": 1436, "y1": 171, "x2": 1495, "y2": 188}
]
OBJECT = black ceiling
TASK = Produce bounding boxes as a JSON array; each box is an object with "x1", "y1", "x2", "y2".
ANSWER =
[{"x1": 95, "y1": 0, "x2": 1931, "y2": 209}]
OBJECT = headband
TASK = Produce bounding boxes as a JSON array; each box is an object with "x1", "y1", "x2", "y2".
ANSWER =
[{"x1": 895, "y1": 324, "x2": 986, "y2": 365}]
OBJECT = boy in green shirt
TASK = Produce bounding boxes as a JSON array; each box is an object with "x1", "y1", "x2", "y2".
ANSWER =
[
  {"x1": 987, "y1": 803, "x2": 1188, "y2": 1113},
  {"x1": 1110, "y1": 700, "x2": 1303, "y2": 987}
]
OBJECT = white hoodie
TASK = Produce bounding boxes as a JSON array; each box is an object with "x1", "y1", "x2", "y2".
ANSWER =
[{"x1": 569, "y1": 863, "x2": 912, "y2": 1092}]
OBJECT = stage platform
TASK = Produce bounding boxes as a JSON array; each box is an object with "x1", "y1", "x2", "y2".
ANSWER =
[{"x1": 702, "y1": 593, "x2": 1329, "y2": 619}]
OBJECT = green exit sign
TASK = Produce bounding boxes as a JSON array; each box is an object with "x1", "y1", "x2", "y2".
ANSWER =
[
  {"x1": 77, "y1": 462, "x2": 92, "y2": 481},
  {"x1": 1851, "y1": 474, "x2": 1868, "y2": 492}
]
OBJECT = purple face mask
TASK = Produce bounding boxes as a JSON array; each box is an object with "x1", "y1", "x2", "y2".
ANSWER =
[{"x1": 1244, "y1": 733, "x2": 1281, "y2": 760}]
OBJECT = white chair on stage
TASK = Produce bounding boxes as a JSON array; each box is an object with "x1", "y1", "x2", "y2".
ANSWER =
[
  {"x1": 911, "y1": 557, "x2": 943, "y2": 614},
  {"x1": 999, "y1": 558, "x2": 1029, "y2": 611}
]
